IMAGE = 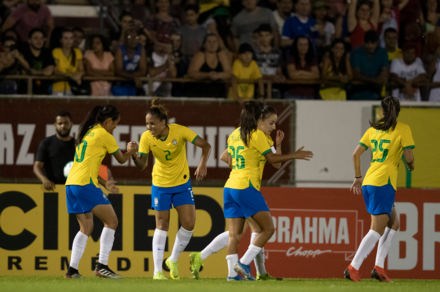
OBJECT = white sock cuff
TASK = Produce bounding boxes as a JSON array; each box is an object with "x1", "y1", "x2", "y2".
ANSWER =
[
  {"x1": 102, "y1": 227, "x2": 115, "y2": 240},
  {"x1": 389, "y1": 229, "x2": 397, "y2": 236},
  {"x1": 179, "y1": 227, "x2": 194, "y2": 236},
  {"x1": 369, "y1": 230, "x2": 381, "y2": 240},
  {"x1": 155, "y1": 229, "x2": 168, "y2": 237},
  {"x1": 249, "y1": 244, "x2": 261, "y2": 252},
  {"x1": 226, "y1": 254, "x2": 238, "y2": 260}
]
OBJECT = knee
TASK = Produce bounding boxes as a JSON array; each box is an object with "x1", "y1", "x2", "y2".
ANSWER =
[
  {"x1": 261, "y1": 223, "x2": 275, "y2": 237},
  {"x1": 181, "y1": 218, "x2": 195, "y2": 231},
  {"x1": 81, "y1": 223, "x2": 93, "y2": 237},
  {"x1": 156, "y1": 219, "x2": 169, "y2": 231},
  {"x1": 104, "y1": 217, "x2": 118, "y2": 230}
]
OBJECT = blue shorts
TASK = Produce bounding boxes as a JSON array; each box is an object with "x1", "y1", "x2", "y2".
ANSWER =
[
  {"x1": 362, "y1": 185, "x2": 395, "y2": 217},
  {"x1": 66, "y1": 184, "x2": 110, "y2": 214},
  {"x1": 151, "y1": 179, "x2": 194, "y2": 211},
  {"x1": 223, "y1": 187, "x2": 270, "y2": 218}
]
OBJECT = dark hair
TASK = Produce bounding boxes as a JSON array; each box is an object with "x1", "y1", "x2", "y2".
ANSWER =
[
  {"x1": 238, "y1": 42, "x2": 254, "y2": 56},
  {"x1": 60, "y1": 29, "x2": 76, "y2": 67},
  {"x1": 147, "y1": 98, "x2": 168, "y2": 125},
  {"x1": 329, "y1": 39, "x2": 348, "y2": 75},
  {"x1": 357, "y1": 0, "x2": 372, "y2": 12},
  {"x1": 370, "y1": 96, "x2": 400, "y2": 131},
  {"x1": 257, "y1": 23, "x2": 272, "y2": 34},
  {"x1": 291, "y1": 35, "x2": 315, "y2": 65},
  {"x1": 28, "y1": 28, "x2": 45, "y2": 39},
  {"x1": 119, "y1": 11, "x2": 133, "y2": 22},
  {"x1": 239, "y1": 101, "x2": 263, "y2": 147},
  {"x1": 185, "y1": 4, "x2": 199, "y2": 13},
  {"x1": 72, "y1": 27, "x2": 84, "y2": 34},
  {"x1": 213, "y1": 15, "x2": 234, "y2": 52},
  {"x1": 3, "y1": 36, "x2": 16, "y2": 44},
  {"x1": 384, "y1": 27, "x2": 398, "y2": 38},
  {"x1": 76, "y1": 105, "x2": 120, "y2": 146},
  {"x1": 200, "y1": 33, "x2": 220, "y2": 52},
  {"x1": 2, "y1": 28, "x2": 19, "y2": 43},
  {"x1": 364, "y1": 30, "x2": 379, "y2": 43},
  {"x1": 87, "y1": 34, "x2": 110, "y2": 52},
  {"x1": 261, "y1": 106, "x2": 277, "y2": 120},
  {"x1": 55, "y1": 110, "x2": 71, "y2": 121}
]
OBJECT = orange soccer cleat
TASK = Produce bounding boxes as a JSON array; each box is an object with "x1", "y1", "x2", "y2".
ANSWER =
[
  {"x1": 344, "y1": 265, "x2": 361, "y2": 282},
  {"x1": 371, "y1": 266, "x2": 392, "y2": 282}
]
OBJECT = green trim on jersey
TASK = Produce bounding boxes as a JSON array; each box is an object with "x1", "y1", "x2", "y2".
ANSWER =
[
  {"x1": 110, "y1": 149, "x2": 120, "y2": 155},
  {"x1": 359, "y1": 142, "x2": 368, "y2": 150},
  {"x1": 139, "y1": 152, "x2": 149, "y2": 156},
  {"x1": 159, "y1": 134, "x2": 169, "y2": 141},
  {"x1": 191, "y1": 135, "x2": 200, "y2": 144},
  {"x1": 402, "y1": 145, "x2": 415, "y2": 150},
  {"x1": 261, "y1": 149, "x2": 271, "y2": 156}
]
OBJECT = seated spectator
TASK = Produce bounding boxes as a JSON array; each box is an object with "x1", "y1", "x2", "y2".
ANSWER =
[
  {"x1": 319, "y1": 39, "x2": 352, "y2": 100},
  {"x1": 390, "y1": 43, "x2": 427, "y2": 102},
  {"x1": 335, "y1": 2, "x2": 351, "y2": 44},
  {"x1": 348, "y1": 0, "x2": 380, "y2": 49},
  {"x1": 232, "y1": 0, "x2": 279, "y2": 47},
  {"x1": 125, "y1": 0, "x2": 151, "y2": 28},
  {"x1": 84, "y1": 35, "x2": 115, "y2": 96},
  {"x1": 230, "y1": 43, "x2": 263, "y2": 101},
  {"x1": 179, "y1": 5, "x2": 208, "y2": 61},
  {"x1": 285, "y1": 35, "x2": 319, "y2": 99},
  {"x1": 281, "y1": 0, "x2": 318, "y2": 48},
  {"x1": 138, "y1": 31, "x2": 148, "y2": 48},
  {"x1": 187, "y1": 33, "x2": 231, "y2": 97},
  {"x1": 428, "y1": 48, "x2": 440, "y2": 102},
  {"x1": 145, "y1": 0, "x2": 181, "y2": 43},
  {"x1": 208, "y1": 7, "x2": 236, "y2": 61},
  {"x1": 350, "y1": 30, "x2": 389, "y2": 100},
  {"x1": 170, "y1": 32, "x2": 187, "y2": 96},
  {"x1": 110, "y1": 11, "x2": 134, "y2": 54},
  {"x1": 254, "y1": 24, "x2": 285, "y2": 99},
  {"x1": 0, "y1": 36, "x2": 29, "y2": 94},
  {"x1": 73, "y1": 27, "x2": 85, "y2": 52},
  {"x1": 378, "y1": 0, "x2": 408, "y2": 48},
  {"x1": 314, "y1": 1, "x2": 335, "y2": 54},
  {"x1": 113, "y1": 29, "x2": 147, "y2": 96},
  {"x1": 144, "y1": 33, "x2": 177, "y2": 97},
  {"x1": 22, "y1": 28, "x2": 54, "y2": 95},
  {"x1": 399, "y1": 0, "x2": 422, "y2": 44},
  {"x1": 421, "y1": 0, "x2": 440, "y2": 58},
  {"x1": 52, "y1": 29, "x2": 84, "y2": 96},
  {"x1": 383, "y1": 27, "x2": 402, "y2": 64},
  {"x1": 2, "y1": 0, "x2": 54, "y2": 45},
  {"x1": 273, "y1": 0, "x2": 295, "y2": 35}
]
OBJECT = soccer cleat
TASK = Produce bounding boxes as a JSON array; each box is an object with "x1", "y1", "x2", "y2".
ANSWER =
[
  {"x1": 257, "y1": 273, "x2": 283, "y2": 281},
  {"x1": 189, "y1": 252, "x2": 204, "y2": 280},
  {"x1": 153, "y1": 272, "x2": 168, "y2": 280},
  {"x1": 64, "y1": 271, "x2": 83, "y2": 279},
  {"x1": 94, "y1": 263, "x2": 122, "y2": 279},
  {"x1": 344, "y1": 265, "x2": 361, "y2": 282},
  {"x1": 165, "y1": 258, "x2": 180, "y2": 280},
  {"x1": 371, "y1": 266, "x2": 392, "y2": 282},
  {"x1": 234, "y1": 261, "x2": 256, "y2": 281},
  {"x1": 227, "y1": 275, "x2": 245, "y2": 281}
]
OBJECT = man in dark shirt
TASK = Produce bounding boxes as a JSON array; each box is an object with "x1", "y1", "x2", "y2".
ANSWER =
[
  {"x1": 33, "y1": 111, "x2": 75, "y2": 190},
  {"x1": 22, "y1": 28, "x2": 55, "y2": 94}
]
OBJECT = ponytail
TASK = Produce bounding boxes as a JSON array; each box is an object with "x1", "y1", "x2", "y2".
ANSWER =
[
  {"x1": 369, "y1": 96, "x2": 400, "y2": 131},
  {"x1": 76, "y1": 105, "x2": 120, "y2": 145},
  {"x1": 147, "y1": 98, "x2": 168, "y2": 125},
  {"x1": 240, "y1": 101, "x2": 262, "y2": 147}
]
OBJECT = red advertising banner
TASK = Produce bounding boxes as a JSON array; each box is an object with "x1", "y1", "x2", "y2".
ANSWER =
[
  {"x1": 0, "y1": 98, "x2": 293, "y2": 185},
  {"x1": 238, "y1": 187, "x2": 440, "y2": 279}
]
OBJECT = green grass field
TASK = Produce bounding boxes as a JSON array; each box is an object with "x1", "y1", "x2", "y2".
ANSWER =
[{"x1": 1, "y1": 276, "x2": 439, "y2": 292}]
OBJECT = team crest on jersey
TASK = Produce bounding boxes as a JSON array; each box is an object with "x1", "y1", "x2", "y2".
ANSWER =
[
  {"x1": 103, "y1": 193, "x2": 108, "y2": 201},
  {"x1": 154, "y1": 197, "x2": 159, "y2": 207},
  {"x1": 173, "y1": 140, "x2": 178, "y2": 145}
]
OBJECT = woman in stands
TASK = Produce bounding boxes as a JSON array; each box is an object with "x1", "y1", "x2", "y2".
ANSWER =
[
  {"x1": 348, "y1": 0, "x2": 380, "y2": 49},
  {"x1": 131, "y1": 98, "x2": 211, "y2": 280},
  {"x1": 65, "y1": 105, "x2": 138, "y2": 279},
  {"x1": 345, "y1": 96, "x2": 415, "y2": 282}
]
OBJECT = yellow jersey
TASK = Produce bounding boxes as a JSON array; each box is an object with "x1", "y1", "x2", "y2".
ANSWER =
[
  {"x1": 259, "y1": 135, "x2": 275, "y2": 179},
  {"x1": 139, "y1": 124, "x2": 199, "y2": 187},
  {"x1": 359, "y1": 122, "x2": 415, "y2": 190},
  {"x1": 66, "y1": 124, "x2": 119, "y2": 187},
  {"x1": 52, "y1": 48, "x2": 83, "y2": 92},
  {"x1": 225, "y1": 128, "x2": 272, "y2": 191},
  {"x1": 229, "y1": 60, "x2": 262, "y2": 99}
]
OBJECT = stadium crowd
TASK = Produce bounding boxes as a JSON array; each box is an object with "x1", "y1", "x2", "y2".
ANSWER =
[{"x1": 0, "y1": 0, "x2": 439, "y2": 101}]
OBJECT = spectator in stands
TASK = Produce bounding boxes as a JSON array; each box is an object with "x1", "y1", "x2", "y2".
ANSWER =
[
  {"x1": 377, "y1": 0, "x2": 408, "y2": 48},
  {"x1": 0, "y1": 36, "x2": 29, "y2": 94},
  {"x1": 187, "y1": 33, "x2": 231, "y2": 97},
  {"x1": 22, "y1": 28, "x2": 54, "y2": 95},
  {"x1": 84, "y1": 35, "x2": 115, "y2": 96},
  {"x1": 314, "y1": 1, "x2": 335, "y2": 54},
  {"x1": 348, "y1": 0, "x2": 380, "y2": 49},
  {"x1": 255, "y1": 24, "x2": 285, "y2": 99},
  {"x1": 179, "y1": 5, "x2": 208, "y2": 62},
  {"x1": 125, "y1": 0, "x2": 151, "y2": 28},
  {"x1": 208, "y1": 7, "x2": 236, "y2": 61},
  {"x1": 421, "y1": 0, "x2": 440, "y2": 60},
  {"x1": 144, "y1": 33, "x2": 177, "y2": 97},
  {"x1": 197, "y1": 0, "x2": 230, "y2": 24},
  {"x1": 170, "y1": 31, "x2": 186, "y2": 96},
  {"x1": 335, "y1": 1, "x2": 351, "y2": 44},
  {"x1": 390, "y1": 43, "x2": 427, "y2": 102},
  {"x1": 232, "y1": 0, "x2": 279, "y2": 47},
  {"x1": 145, "y1": 0, "x2": 181, "y2": 43},
  {"x1": 281, "y1": 0, "x2": 318, "y2": 48},
  {"x1": 2, "y1": 0, "x2": 54, "y2": 45},
  {"x1": 319, "y1": 39, "x2": 352, "y2": 100},
  {"x1": 273, "y1": 0, "x2": 295, "y2": 35},
  {"x1": 52, "y1": 29, "x2": 84, "y2": 96},
  {"x1": 428, "y1": 47, "x2": 440, "y2": 102},
  {"x1": 113, "y1": 29, "x2": 147, "y2": 96},
  {"x1": 110, "y1": 11, "x2": 134, "y2": 53},
  {"x1": 383, "y1": 27, "x2": 402, "y2": 64},
  {"x1": 138, "y1": 31, "x2": 148, "y2": 47},
  {"x1": 350, "y1": 30, "x2": 389, "y2": 100},
  {"x1": 285, "y1": 35, "x2": 319, "y2": 99},
  {"x1": 399, "y1": 0, "x2": 422, "y2": 44},
  {"x1": 230, "y1": 43, "x2": 263, "y2": 101},
  {"x1": 72, "y1": 27, "x2": 85, "y2": 52}
]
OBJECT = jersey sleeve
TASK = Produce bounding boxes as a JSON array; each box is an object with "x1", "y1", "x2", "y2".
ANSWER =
[
  {"x1": 253, "y1": 131, "x2": 272, "y2": 155},
  {"x1": 180, "y1": 126, "x2": 199, "y2": 144},
  {"x1": 35, "y1": 139, "x2": 48, "y2": 162},
  {"x1": 401, "y1": 125, "x2": 415, "y2": 150},
  {"x1": 359, "y1": 129, "x2": 371, "y2": 150},
  {"x1": 139, "y1": 131, "x2": 150, "y2": 156},
  {"x1": 102, "y1": 132, "x2": 120, "y2": 155}
]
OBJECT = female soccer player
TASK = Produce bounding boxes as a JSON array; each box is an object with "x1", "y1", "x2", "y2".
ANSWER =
[
  {"x1": 65, "y1": 105, "x2": 138, "y2": 279},
  {"x1": 223, "y1": 101, "x2": 313, "y2": 281},
  {"x1": 131, "y1": 98, "x2": 211, "y2": 280},
  {"x1": 344, "y1": 96, "x2": 415, "y2": 282},
  {"x1": 189, "y1": 105, "x2": 284, "y2": 280}
]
